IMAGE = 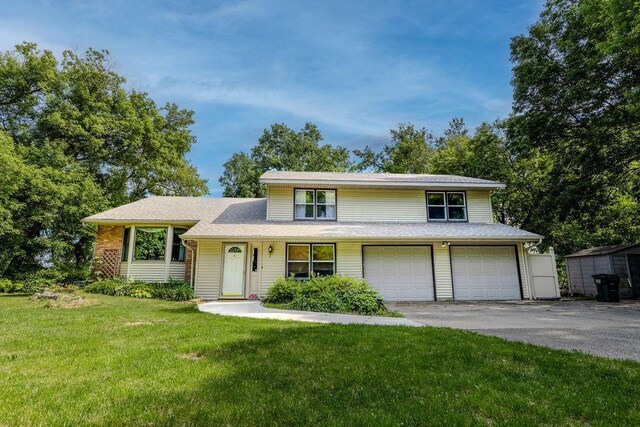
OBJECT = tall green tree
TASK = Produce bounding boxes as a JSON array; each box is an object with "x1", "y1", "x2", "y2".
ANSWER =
[
  {"x1": 508, "y1": 0, "x2": 640, "y2": 233},
  {"x1": 0, "y1": 43, "x2": 207, "y2": 278},
  {"x1": 220, "y1": 123, "x2": 351, "y2": 197},
  {"x1": 354, "y1": 123, "x2": 435, "y2": 173}
]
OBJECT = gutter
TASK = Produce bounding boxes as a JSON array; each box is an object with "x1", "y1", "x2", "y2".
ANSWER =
[{"x1": 259, "y1": 179, "x2": 505, "y2": 189}]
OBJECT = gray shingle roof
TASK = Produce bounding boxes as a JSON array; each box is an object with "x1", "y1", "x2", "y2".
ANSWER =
[
  {"x1": 565, "y1": 244, "x2": 640, "y2": 258},
  {"x1": 81, "y1": 197, "x2": 264, "y2": 223},
  {"x1": 260, "y1": 171, "x2": 505, "y2": 188},
  {"x1": 182, "y1": 220, "x2": 541, "y2": 240},
  {"x1": 83, "y1": 195, "x2": 540, "y2": 241}
]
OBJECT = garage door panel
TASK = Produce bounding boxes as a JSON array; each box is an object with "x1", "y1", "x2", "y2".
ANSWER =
[
  {"x1": 451, "y1": 246, "x2": 520, "y2": 301},
  {"x1": 363, "y1": 246, "x2": 434, "y2": 301}
]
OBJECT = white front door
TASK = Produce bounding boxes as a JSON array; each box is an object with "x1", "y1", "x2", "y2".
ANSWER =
[
  {"x1": 222, "y1": 244, "x2": 246, "y2": 297},
  {"x1": 363, "y1": 246, "x2": 434, "y2": 301}
]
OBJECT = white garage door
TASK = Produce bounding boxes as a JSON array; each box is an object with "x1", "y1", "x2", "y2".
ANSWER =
[
  {"x1": 363, "y1": 246, "x2": 434, "y2": 301},
  {"x1": 451, "y1": 246, "x2": 521, "y2": 301}
]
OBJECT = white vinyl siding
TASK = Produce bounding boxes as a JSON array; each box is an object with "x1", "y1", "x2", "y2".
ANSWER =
[
  {"x1": 517, "y1": 243, "x2": 531, "y2": 299},
  {"x1": 119, "y1": 261, "x2": 166, "y2": 282},
  {"x1": 168, "y1": 261, "x2": 186, "y2": 281},
  {"x1": 259, "y1": 241, "x2": 286, "y2": 298},
  {"x1": 433, "y1": 245, "x2": 454, "y2": 300},
  {"x1": 467, "y1": 190, "x2": 493, "y2": 223},
  {"x1": 194, "y1": 241, "x2": 222, "y2": 300},
  {"x1": 267, "y1": 187, "x2": 293, "y2": 221},
  {"x1": 336, "y1": 242, "x2": 363, "y2": 278},
  {"x1": 338, "y1": 188, "x2": 426, "y2": 222},
  {"x1": 266, "y1": 186, "x2": 495, "y2": 223}
]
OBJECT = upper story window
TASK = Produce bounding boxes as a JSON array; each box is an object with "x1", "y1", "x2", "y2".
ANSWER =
[
  {"x1": 427, "y1": 192, "x2": 467, "y2": 222},
  {"x1": 294, "y1": 189, "x2": 336, "y2": 220}
]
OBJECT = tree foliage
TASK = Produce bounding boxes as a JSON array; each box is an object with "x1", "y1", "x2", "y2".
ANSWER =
[
  {"x1": 0, "y1": 43, "x2": 207, "y2": 278},
  {"x1": 220, "y1": 123, "x2": 351, "y2": 197}
]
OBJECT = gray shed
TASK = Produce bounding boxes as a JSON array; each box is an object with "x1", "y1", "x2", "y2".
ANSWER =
[{"x1": 565, "y1": 244, "x2": 640, "y2": 298}]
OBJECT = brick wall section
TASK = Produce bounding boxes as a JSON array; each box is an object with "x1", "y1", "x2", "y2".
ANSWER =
[
  {"x1": 184, "y1": 241, "x2": 197, "y2": 284},
  {"x1": 93, "y1": 225, "x2": 125, "y2": 279}
]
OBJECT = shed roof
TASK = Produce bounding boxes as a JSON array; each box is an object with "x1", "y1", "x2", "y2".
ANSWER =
[
  {"x1": 565, "y1": 244, "x2": 640, "y2": 258},
  {"x1": 259, "y1": 171, "x2": 505, "y2": 189}
]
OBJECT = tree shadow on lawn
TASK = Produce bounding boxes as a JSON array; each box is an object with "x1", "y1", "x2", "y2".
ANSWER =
[{"x1": 104, "y1": 320, "x2": 640, "y2": 426}]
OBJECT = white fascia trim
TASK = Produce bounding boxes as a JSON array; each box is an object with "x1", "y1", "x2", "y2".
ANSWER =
[
  {"x1": 181, "y1": 235, "x2": 541, "y2": 241},
  {"x1": 259, "y1": 179, "x2": 506, "y2": 189}
]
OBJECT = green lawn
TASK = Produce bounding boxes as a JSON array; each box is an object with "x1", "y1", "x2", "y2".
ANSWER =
[{"x1": 1, "y1": 293, "x2": 639, "y2": 426}]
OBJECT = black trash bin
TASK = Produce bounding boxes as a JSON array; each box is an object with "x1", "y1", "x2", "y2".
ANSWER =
[{"x1": 592, "y1": 274, "x2": 621, "y2": 302}]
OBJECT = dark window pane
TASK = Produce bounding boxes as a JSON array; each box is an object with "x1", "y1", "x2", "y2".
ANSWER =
[
  {"x1": 447, "y1": 193, "x2": 465, "y2": 206},
  {"x1": 295, "y1": 190, "x2": 314, "y2": 204},
  {"x1": 448, "y1": 207, "x2": 466, "y2": 220},
  {"x1": 428, "y1": 206, "x2": 446, "y2": 220},
  {"x1": 288, "y1": 245, "x2": 309, "y2": 261},
  {"x1": 288, "y1": 262, "x2": 309, "y2": 278},
  {"x1": 305, "y1": 190, "x2": 314, "y2": 203},
  {"x1": 172, "y1": 228, "x2": 187, "y2": 262},
  {"x1": 121, "y1": 228, "x2": 130, "y2": 261},
  {"x1": 313, "y1": 245, "x2": 334, "y2": 261},
  {"x1": 305, "y1": 204, "x2": 314, "y2": 218},
  {"x1": 316, "y1": 190, "x2": 335, "y2": 204},
  {"x1": 427, "y1": 193, "x2": 445, "y2": 206},
  {"x1": 134, "y1": 228, "x2": 167, "y2": 261},
  {"x1": 312, "y1": 262, "x2": 335, "y2": 276},
  {"x1": 316, "y1": 204, "x2": 327, "y2": 218}
]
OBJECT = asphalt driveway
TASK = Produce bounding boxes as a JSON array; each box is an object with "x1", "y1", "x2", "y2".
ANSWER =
[{"x1": 387, "y1": 300, "x2": 640, "y2": 361}]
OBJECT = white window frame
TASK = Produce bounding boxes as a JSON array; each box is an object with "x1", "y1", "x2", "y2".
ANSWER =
[
  {"x1": 286, "y1": 243, "x2": 336, "y2": 278},
  {"x1": 427, "y1": 191, "x2": 467, "y2": 222},
  {"x1": 294, "y1": 189, "x2": 336, "y2": 221}
]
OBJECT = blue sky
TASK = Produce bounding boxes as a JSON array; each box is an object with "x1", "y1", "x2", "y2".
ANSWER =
[{"x1": 1, "y1": 0, "x2": 543, "y2": 195}]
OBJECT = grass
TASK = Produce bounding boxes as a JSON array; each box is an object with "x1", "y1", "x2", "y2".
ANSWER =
[{"x1": 1, "y1": 293, "x2": 639, "y2": 426}]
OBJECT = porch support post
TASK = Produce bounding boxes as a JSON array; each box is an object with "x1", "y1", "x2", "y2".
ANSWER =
[
  {"x1": 126, "y1": 225, "x2": 135, "y2": 280},
  {"x1": 164, "y1": 225, "x2": 173, "y2": 282}
]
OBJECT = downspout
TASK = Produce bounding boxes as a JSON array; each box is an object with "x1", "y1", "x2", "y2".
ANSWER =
[{"x1": 181, "y1": 239, "x2": 195, "y2": 289}]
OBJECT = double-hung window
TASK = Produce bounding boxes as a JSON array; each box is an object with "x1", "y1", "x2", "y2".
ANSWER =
[
  {"x1": 286, "y1": 244, "x2": 336, "y2": 278},
  {"x1": 294, "y1": 189, "x2": 336, "y2": 220},
  {"x1": 427, "y1": 192, "x2": 467, "y2": 221}
]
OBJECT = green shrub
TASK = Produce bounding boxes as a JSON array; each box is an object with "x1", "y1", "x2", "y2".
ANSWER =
[
  {"x1": 0, "y1": 278, "x2": 24, "y2": 293},
  {"x1": 21, "y1": 269, "x2": 67, "y2": 294},
  {"x1": 86, "y1": 278, "x2": 194, "y2": 301},
  {"x1": 265, "y1": 275, "x2": 389, "y2": 316},
  {"x1": 265, "y1": 277, "x2": 303, "y2": 304}
]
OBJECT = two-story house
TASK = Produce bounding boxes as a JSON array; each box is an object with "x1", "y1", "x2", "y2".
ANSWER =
[{"x1": 83, "y1": 171, "x2": 543, "y2": 301}]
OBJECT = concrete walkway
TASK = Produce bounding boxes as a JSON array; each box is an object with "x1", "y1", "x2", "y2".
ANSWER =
[{"x1": 198, "y1": 301, "x2": 422, "y2": 327}]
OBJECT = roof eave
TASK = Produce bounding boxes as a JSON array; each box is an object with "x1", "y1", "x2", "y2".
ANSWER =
[
  {"x1": 181, "y1": 234, "x2": 540, "y2": 241},
  {"x1": 81, "y1": 218, "x2": 200, "y2": 226},
  {"x1": 260, "y1": 179, "x2": 505, "y2": 189}
]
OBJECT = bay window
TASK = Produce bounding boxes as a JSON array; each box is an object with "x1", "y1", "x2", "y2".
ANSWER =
[
  {"x1": 286, "y1": 244, "x2": 336, "y2": 278},
  {"x1": 132, "y1": 227, "x2": 167, "y2": 261}
]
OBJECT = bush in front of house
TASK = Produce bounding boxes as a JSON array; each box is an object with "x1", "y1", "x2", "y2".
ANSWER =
[
  {"x1": 264, "y1": 275, "x2": 393, "y2": 316},
  {"x1": 86, "y1": 278, "x2": 194, "y2": 301}
]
